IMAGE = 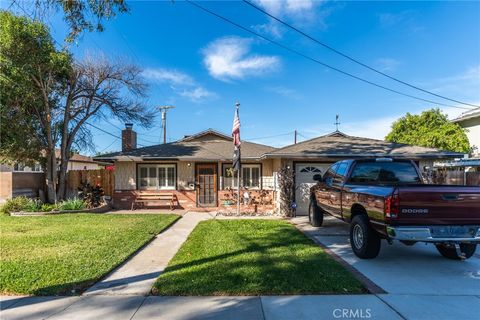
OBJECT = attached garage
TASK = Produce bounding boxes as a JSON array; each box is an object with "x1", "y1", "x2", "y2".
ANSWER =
[{"x1": 294, "y1": 163, "x2": 331, "y2": 215}]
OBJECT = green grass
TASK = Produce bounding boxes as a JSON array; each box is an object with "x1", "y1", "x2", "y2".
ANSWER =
[
  {"x1": 0, "y1": 213, "x2": 179, "y2": 295},
  {"x1": 153, "y1": 220, "x2": 365, "y2": 296}
]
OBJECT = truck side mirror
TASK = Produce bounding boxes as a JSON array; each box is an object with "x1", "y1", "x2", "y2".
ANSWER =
[{"x1": 313, "y1": 174, "x2": 323, "y2": 182}]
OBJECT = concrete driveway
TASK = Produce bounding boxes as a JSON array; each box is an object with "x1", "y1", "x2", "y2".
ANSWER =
[{"x1": 293, "y1": 215, "x2": 480, "y2": 319}]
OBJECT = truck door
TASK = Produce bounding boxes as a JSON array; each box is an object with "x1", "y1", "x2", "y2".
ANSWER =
[{"x1": 330, "y1": 161, "x2": 349, "y2": 218}]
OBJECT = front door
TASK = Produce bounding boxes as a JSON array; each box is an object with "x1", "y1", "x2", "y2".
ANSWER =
[{"x1": 196, "y1": 164, "x2": 217, "y2": 207}]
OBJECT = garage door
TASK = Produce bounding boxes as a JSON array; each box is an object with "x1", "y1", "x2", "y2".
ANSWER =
[{"x1": 295, "y1": 163, "x2": 331, "y2": 215}]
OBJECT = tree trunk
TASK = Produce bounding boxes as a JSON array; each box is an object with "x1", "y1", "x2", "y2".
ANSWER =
[
  {"x1": 56, "y1": 155, "x2": 69, "y2": 201},
  {"x1": 45, "y1": 149, "x2": 57, "y2": 203}
]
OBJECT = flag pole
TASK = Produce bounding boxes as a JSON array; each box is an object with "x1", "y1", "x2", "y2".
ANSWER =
[{"x1": 235, "y1": 102, "x2": 241, "y2": 216}]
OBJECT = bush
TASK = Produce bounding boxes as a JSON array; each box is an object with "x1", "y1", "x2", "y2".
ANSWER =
[
  {"x1": 24, "y1": 199, "x2": 43, "y2": 212},
  {"x1": 40, "y1": 203, "x2": 58, "y2": 212},
  {"x1": 0, "y1": 197, "x2": 33, "y2": 214},
  {"x1": 59, "y1": 198, "x2": 85, "y2": 211}
]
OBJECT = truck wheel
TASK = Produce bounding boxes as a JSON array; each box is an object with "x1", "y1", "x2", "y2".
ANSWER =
[
  {"x1": 435, "y1": 243, "x2": 477, "y2": 260},
  {"x1": 309, "y1": 198, "x2": 323, "y2": 227},
  {"x1": 350, "y1": 215, "x2": 381, "y2": 259}
]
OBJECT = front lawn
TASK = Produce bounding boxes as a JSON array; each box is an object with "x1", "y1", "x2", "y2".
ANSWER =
[
  {"x1": 153, "y1": 220, "x2": 364, "y2": 295},
  {"x1": 0, "y1": 213, "x2": 179, "y2": 295}
]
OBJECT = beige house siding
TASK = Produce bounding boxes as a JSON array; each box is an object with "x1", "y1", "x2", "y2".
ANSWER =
[
  {"x1": 68, "y1": 162, "x2": 101, "y2": 171},
  {"x1": 178, "y1": 161, "x2": 194, "y2": 190},
  {"x1": 115, "y1": 161, "x2": 136, "y2": 190}
]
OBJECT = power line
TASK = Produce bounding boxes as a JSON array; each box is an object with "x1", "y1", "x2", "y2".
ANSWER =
[
  {"x1": 243, "y1": 1, "x2": 479, "y2": 109},
  {"x1": 86, "y1": 122, "x2": 146, "y2": 148},
  {"x1": 245, "y1": 131, "x2": 294, "y2": 141},
  {"x1": 186, "y1": 0, "x2": 472, "y2": 110}
]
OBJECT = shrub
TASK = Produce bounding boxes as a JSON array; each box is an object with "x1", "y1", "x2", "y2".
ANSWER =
[
  {"x1": 59, "y1": 198, "x2": 85, "y2": 211},
  {"x1": 24, "y1": 199, "x2": 43, "y2": 212},
  {"x1": 40, "y1": 203, "x2": 58, "y2": 212},
  {"x1": 0, "y1": 196, "x2": 32, "y2": 214}
]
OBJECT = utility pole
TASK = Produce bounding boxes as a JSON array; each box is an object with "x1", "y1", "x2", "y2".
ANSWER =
[
  {"x1": 158, "y1": 106, "x2": 175, "y2": 144},
  {"x1": 294, "y1": 130, "x2": 297, "y2": 144}
]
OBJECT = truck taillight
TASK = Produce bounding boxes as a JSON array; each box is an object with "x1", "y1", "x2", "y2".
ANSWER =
[{"x1": 385, "y1": 192, "x2": 399, "y2": 219}]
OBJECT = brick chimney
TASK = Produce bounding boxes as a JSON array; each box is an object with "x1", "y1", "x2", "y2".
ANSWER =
[{"x1": 122, "y1": 123, "x2": 137, "y2": 152}]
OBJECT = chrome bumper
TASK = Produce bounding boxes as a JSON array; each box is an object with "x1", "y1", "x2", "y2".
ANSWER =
[{"x1": 386, "y1": 225, "x2": 480, "y2": 243}]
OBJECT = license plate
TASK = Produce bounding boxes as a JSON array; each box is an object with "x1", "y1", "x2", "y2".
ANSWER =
[{"x1": 430, "y1": 226, "x2": 476, "y2": 238}]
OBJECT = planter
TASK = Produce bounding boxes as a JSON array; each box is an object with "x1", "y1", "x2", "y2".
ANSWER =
[{"x1": 11, "y1": 203, "x2": 111, "y2": 216}]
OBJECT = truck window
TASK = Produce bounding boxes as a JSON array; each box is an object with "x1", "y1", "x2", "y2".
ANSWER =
[
  {"x1": 323, "y1": 163, "x2": 339, "y2": 185},
  {"x1": 348, "y1": 161, "x2": 421, "y2": 184},
  {"x1": 333, "y1": 162, "x2": 349, "y2": 185}
]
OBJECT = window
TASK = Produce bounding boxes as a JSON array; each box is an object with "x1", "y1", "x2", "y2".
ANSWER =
[
  {"x1": 222, "y1": 164, "x2": 261, "y2": 189},
  {"x1": 138, "y1": 164, "x2": 176, "y2": 190},
  {"x1": 323, "y1": 163, "x2": 339, "y2": 186},
  {"x1": 348, "y1": 161, "x2": 421, "y2": 184},
  {"x1": 300, "y1": 166, "x2": 322, "y2": 173},
  {"x1": 333, "y1": 162, "x2": 349, "y2": 185},
  {"x1": 243, "y1": 165, "x2": 261, "y2": 188}
]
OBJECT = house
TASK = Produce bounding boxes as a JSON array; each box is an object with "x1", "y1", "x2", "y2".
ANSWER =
[
  {"x1": 452, "y1": 107, "x2": 480, "y2": 156},
  {"x1": 0, "y1": 151, "x2": 107, "y2": 203},
  {"x1": 94, "y1": 125, "x2": 463, "y2": 215}
]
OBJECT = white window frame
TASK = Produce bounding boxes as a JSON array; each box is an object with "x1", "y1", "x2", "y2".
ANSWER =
[
  {"x1": 138, "y1": 164, "x2": 176, "y2": 190},
  {"x1": 242, "y1": 164, "x2": 261, "y2": 189}
]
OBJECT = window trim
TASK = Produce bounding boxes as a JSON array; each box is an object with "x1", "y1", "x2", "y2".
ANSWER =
[
  {"x1": 136, "y1": 163, "x2": 177, "y2": 191},
  {"x1": 221, "y1": 162, "x2": 262, "y2": 190}
]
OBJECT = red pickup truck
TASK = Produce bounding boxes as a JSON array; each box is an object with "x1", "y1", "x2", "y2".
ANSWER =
[{"x1": 309, "y1": 158, "x2": 480, "y2": 260}]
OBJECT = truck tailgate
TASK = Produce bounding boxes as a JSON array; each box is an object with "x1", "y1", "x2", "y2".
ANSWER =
[{"x1": 396, "y1": 185, "x2": 480, "y2": 225}]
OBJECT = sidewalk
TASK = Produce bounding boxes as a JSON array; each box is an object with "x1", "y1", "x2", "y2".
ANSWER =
[{"x1": 84, "y1": 212, "x2": 214, "y2": 296}]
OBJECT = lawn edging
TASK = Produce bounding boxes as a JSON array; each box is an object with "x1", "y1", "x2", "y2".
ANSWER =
[{"x1": 289, "y1": 220, "x2": 386, "y2": 294}]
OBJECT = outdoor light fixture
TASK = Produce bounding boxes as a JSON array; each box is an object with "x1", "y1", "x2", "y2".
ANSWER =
[{"x1": 187, "y1": 163, "x2": 191, "y2": 167}]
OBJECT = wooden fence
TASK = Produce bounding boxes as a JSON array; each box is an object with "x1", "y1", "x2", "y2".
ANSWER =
[{"x1": 67, "y1": 169, "x2": 114, "y2": 197}]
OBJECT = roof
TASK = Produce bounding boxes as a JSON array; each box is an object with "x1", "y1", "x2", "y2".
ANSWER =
[
  {"x1": 54, "y1": 150, "x2": 97, "y2": 163},
  {"x1": 94, "y1": 129, "x2": 276, "y2": 161},
  {"x1": 262, "y1": 131, "x2": 463, "y2": 159},
  {"x1": 452, "y1": 107, "x2": 480, "y2": 123}
]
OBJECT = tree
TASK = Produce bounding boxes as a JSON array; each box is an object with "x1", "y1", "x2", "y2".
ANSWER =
[
  {"x1": 1, "y1": 11, "x2": 154, "y2": 202},
  {"x1": 385, "y1": 109, "x2": 470, "y2": 153},
  {"x1": 1, "y1": 10, "x2": 71, "y2": 201},
  {"x1": 9, "y1": 0, "x2": 128, "y2": 42}
]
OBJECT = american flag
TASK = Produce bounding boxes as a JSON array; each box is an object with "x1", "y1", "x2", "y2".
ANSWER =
[
  {"x1": 232, "y1": 106, "x2": 241, "y2": 147},
  {"x1": 232, "y1": 105, "x2": 241, "y2": 171}
]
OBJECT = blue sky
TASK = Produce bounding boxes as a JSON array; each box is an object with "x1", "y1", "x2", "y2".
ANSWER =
[{"x1": 6, "y1": 1, "x2": 480, "y2": 154}]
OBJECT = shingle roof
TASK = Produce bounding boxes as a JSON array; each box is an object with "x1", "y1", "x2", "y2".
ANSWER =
[
  {"x1": 94, "y1": 129, "x2": 275, "y2": 161},
  {"x1": 262, "y1": 131, "x2": 463, "y2": 159}
]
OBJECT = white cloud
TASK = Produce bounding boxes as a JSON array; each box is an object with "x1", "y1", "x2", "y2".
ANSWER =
[
  {"x1": 143, "y1": 67, "x2": 217, "y2": 103},
  {"x1": 251, "y1": 0, "x2": 332, "y2": 38},
  {"x1": 143, "y1": 68, "x2": 194, "y2": 86},
  {"x1": 202, "y1": 36, "x2": 280, "y2": 81},
  {"x1": 265, "y1": 85, "x2": 301, "y2": 100},
  {"x1": 179, "y1": 87, "x2": 217, "y2": 102}
]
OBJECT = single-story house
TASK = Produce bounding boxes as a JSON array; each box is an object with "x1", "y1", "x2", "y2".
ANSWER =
[
  {"x1": 94, "y1": 124, "x2": 463, "y2": 215},
  {"x1": 452, "y1": 107, "x2": 480, "y2": 156}
]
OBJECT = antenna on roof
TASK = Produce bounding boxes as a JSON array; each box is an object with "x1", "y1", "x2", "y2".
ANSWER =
[
  {"x1": 334, "y1": 114, "x2": 340, "y2": 131},
  {"x1": 158, "y1": 105, "x2": 176, "y2": 144}
]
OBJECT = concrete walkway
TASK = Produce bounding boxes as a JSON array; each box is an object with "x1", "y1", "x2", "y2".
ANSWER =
[{"x1": 84, "y1": 212, "x2": 214, "y2": 296}]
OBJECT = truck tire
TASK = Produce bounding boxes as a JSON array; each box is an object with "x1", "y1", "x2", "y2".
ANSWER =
[
  {"x1": 435, "y1": 243, "x2": 477, "y2": 260},
  {"x1": 309, "y1": 198, "x2": 323, "y2": 227},
  {"x1": 350, "y1": 215, "x2": 381, "y2": 259}
]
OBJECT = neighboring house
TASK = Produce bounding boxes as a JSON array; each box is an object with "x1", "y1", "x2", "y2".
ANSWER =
[
  {"x1": 452, "y1": 107, "x2": 480, "y2": 156},
  {"x1": 0, "y1": 151, "x2": 106, "y2": 203},
  {"x1": 94, "y1": 125, "x2": 463, "y2": 215}
]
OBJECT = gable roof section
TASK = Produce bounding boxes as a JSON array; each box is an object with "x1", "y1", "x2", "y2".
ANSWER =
[
  {"x1": 95, "y1": 129, "x2": 275, "y2": 161},
  {"x1": 262, "y1": 131, "x2": 463, "y2": 159}
]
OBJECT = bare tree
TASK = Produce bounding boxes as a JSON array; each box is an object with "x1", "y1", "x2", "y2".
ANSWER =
[{"x1": 55, "y1": 55, "x2": 154, "y2": 200}]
